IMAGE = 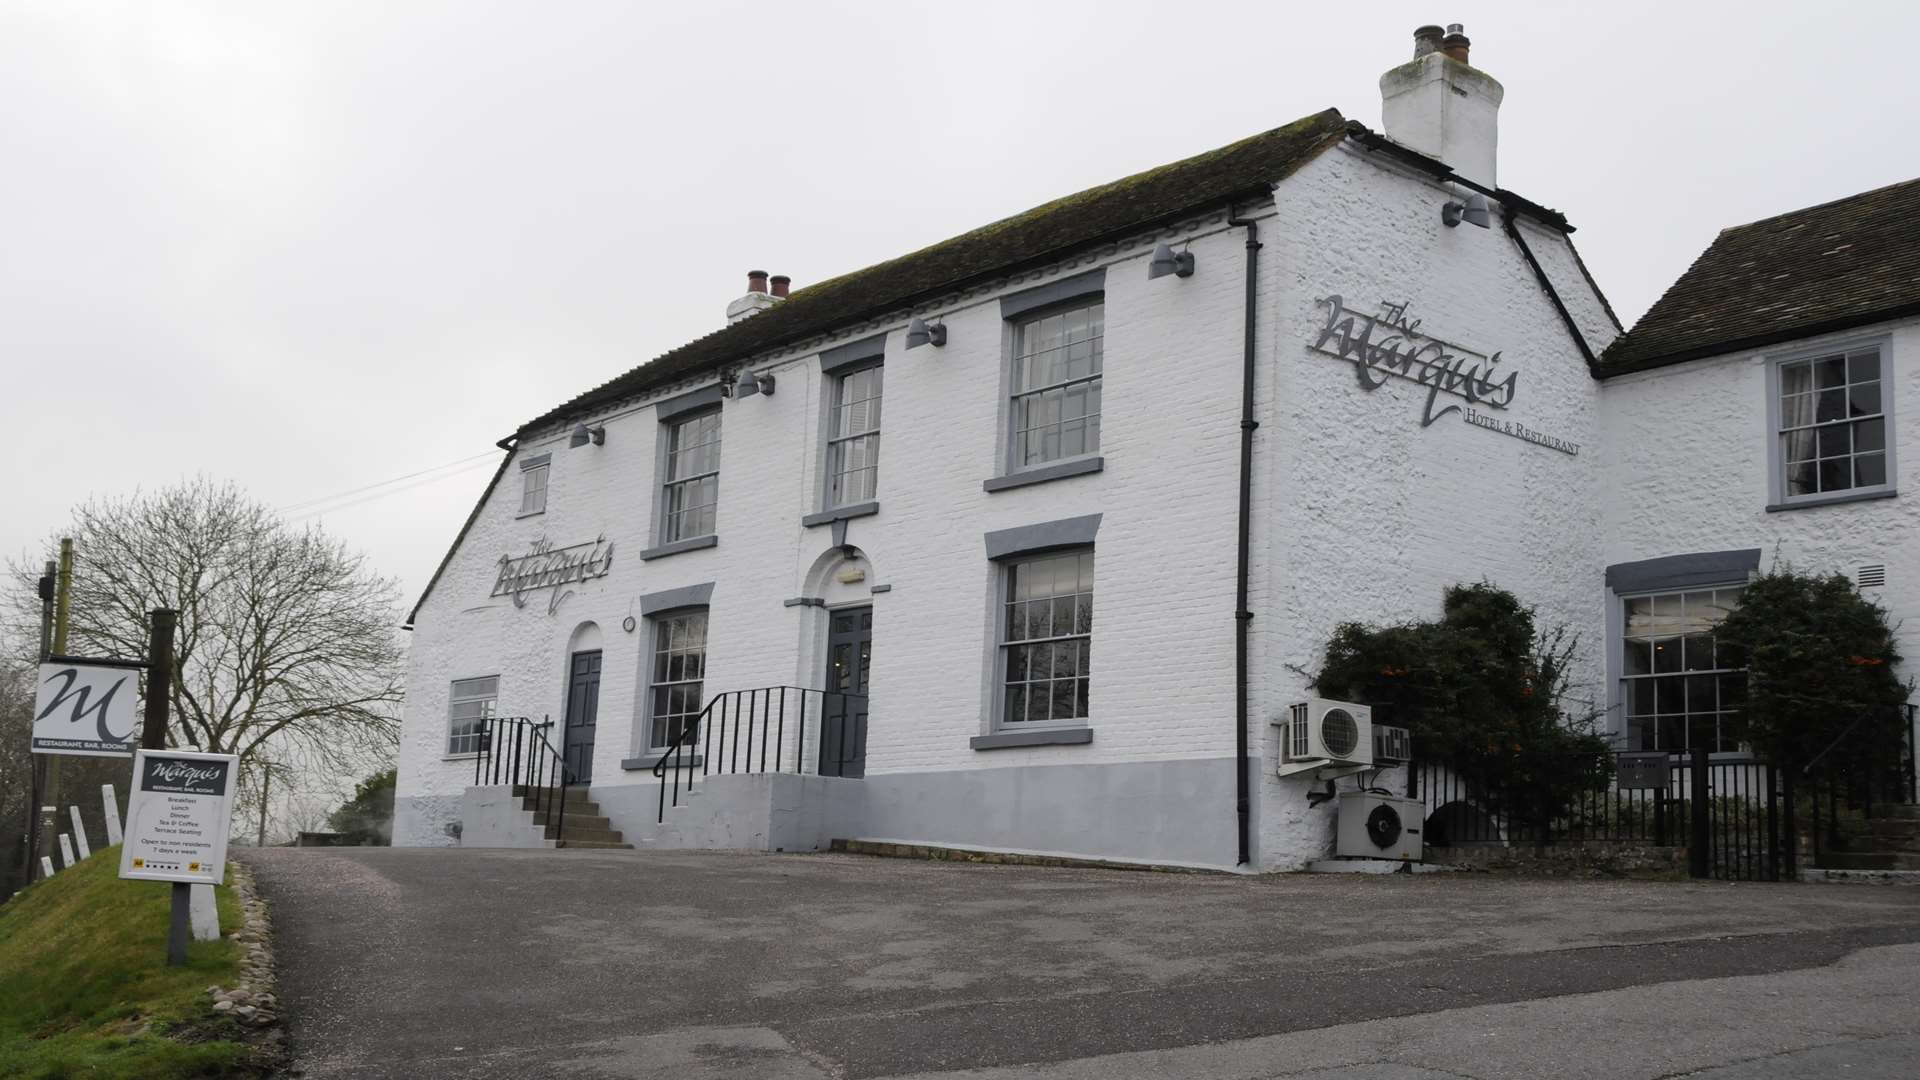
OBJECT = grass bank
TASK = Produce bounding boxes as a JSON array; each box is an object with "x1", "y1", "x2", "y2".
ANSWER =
[{"x1": 0, "y1": 847, "x2": 263, "y2": 1079}]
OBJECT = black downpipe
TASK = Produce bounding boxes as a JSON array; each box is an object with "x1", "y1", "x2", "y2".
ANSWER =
[{"x1": 1227, "y1": 209, "x2": 1261, "y2": 867}]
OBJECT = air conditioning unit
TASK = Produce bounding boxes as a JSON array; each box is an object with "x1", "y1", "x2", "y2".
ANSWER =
[
  {"x1": 1277, "y1": 699, "x2": 1373, "y2": 777},
  {"x1": 1372, "y1": 724, "x2": 1412, "y2": 764},
  {"x1": 1336, "y1": 791, "x2": 1424, "y2": 861}
]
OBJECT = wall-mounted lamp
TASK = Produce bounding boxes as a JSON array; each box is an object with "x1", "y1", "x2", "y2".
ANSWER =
[
  {"x1": 1147, "y1": 241, "x2": 1195, "y2": 279},
  {"x1": 569, "y1": 423, "x2": 606, "y2": 447},
  {"x1": 732, "y1": 368, "x2": 776, "y2": 398},
  {"x1": 1442, "y1": 193, "x2": 1491, "y2": 229},
  {"x1": 905, "y1": 316, "x2": 947, "y2": 349}
]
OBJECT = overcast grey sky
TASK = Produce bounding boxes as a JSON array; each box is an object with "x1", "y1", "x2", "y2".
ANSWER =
[{"x1": 4, "y1": 1, "x2": 1917, "y2": 613}]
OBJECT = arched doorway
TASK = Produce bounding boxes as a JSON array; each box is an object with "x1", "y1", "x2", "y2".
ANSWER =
[
  {"x1": 563, "y1": 622, "x2": 603, "y2": 782},
  {"x1": 803, "y1": 547, "x2": 874, "y2": 778}
]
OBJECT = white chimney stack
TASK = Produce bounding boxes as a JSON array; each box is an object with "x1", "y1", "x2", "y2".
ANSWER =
[
  {"x1": 1379, "y1": 23, "x2": 1503, "y2": 188},
  {"x1": 727, "y1": 269, "x2": 785, "y2": 325}
]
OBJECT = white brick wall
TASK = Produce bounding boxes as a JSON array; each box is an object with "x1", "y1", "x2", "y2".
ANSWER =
[
  {"x1": 396, "y1": 217, "x2": 1259, "y2": 845},
  {"x1": 1250, "y1": 144, "x2": 1616, "y2": 868},
  {"x1": 397, "y1": 133, "x2": 1905, "y2": 871},
  {"x1": 1597, "y1": 316, "x2": 1920, "y2": 681}
]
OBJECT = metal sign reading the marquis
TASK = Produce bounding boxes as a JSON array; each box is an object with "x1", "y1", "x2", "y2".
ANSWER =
[
  {"x1": 32, "y1": 661, "x2": 139, "y2": 757},
  {"x1": 1309, "y1": 295, "x2": 1579, "y2": 456},
  {"x1": 493, "y1": 536, "x2": 615, "y2": 615}
]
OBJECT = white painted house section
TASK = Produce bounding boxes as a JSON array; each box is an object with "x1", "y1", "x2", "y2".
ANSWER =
[{"x1": 393, "y1": 26, "x2": 1911, "y2": 872}]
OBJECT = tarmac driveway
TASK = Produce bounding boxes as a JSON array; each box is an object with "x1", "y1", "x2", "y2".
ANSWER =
[{"x1": 243, "y1": 847, "x2": 1920, "y2": 1079}]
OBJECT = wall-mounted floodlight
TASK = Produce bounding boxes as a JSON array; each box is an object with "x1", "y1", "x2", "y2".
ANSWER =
[
  {"x1": 905, "y1": 316, "x2": 947, "y2": 349},
  {"x1": 732, "y1": 368, "x2": 775, "y2": 398},
  {"x1": 1442, "y1": 193, "x2": 1491, "y2": 229},
  {"x1": 1147, "y1": 241, "x2": 1195, "y2": 279},
  {"x1": 569, "y1": 423, "x2": 605, "y2": 447}
]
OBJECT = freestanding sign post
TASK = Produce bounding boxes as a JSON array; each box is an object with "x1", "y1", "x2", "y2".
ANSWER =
[
  {"x1": 31, "y1": 659, "x2": 142, "y2": 757},
  {"x1": 118, "y1": 749, "x2": 238, "y2": 965}
]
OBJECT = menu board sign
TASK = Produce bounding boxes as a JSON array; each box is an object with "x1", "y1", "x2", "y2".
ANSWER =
[{"x1": 118, "y1": 749, "x2": 238, "y2": 886}]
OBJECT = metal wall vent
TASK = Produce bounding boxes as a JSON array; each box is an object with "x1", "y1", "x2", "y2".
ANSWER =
[{"x1": 1857, "y1": 564, "x2": 1887, "y2": 589}]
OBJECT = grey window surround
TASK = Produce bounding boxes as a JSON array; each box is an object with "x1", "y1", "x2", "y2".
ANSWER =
[
  {"x1": 655, "y1": 384, "x2": 726, "y2": 422},
  {"x1": 971, "y1": 727, "x2": 1093, "y2": 750},
  {"x1": 783, "y1": 596, "x2": 825, "y2": 608},
  {"x1": 820, "y1": 333, "x2": 888, "y2": 375},
  {"x1": 1766, "y1": 488, "x2": 1898, "y2": 512},
  {"x1": 1765, "y1": 336, "x2": 1897, "y2": 509},
  {"x1": 1605, "y1": 549, "x2": 1761, "y2": 594},
  {"x1": 642, "y1": 607, "x2": 709, "y2": 752},
  {"x1": 983, "y1": 455, "x2": 1104, "y2": 492},
  {"x1": 519, "y1": 452, "x2": 552, "y2": 470},
  {"x1": 984, "y1": 513, "x2": 1102, "y2": 561},
  {"x1": 514, "y1": 509, "x2": 546, "y2": 520},
  {"x1": 801, "y1": 501, "x2": 880, "y2": 527},
  {"x1": 622, "y1": 751, "x2": 704, "y2": 771},
  {"x1": 639, "y1": 581, "x2": 715, "y2": 615},
  {"x1": 999, "y1": 268, "x2": 1106, "y2": 320},
  {"x1": 640, "y1": 535, "x2": 718, "y2": 561}
]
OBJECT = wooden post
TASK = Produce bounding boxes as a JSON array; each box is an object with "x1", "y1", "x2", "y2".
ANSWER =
[
  {"x1": 58, "y1": 834, "x2": 76, "y2": 868},
  {"x1": 257, "y1": 766, "x2": 270, "y2": 848},
  {"x1": 168, "y1": 883, "x2": 191, "y2": 965},
  {"x1": 140, "y1": 610, "x2": 177, "y2": 751}
]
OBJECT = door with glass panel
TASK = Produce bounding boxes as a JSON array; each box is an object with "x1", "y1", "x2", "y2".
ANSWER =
[{"x1": 819, "y1": 607, "x2": 871, "y2": 778}]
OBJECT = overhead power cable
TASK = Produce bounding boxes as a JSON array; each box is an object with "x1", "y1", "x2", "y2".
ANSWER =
[{"x1": 280, "y1": 445, "x2": 503, "y2": 511}]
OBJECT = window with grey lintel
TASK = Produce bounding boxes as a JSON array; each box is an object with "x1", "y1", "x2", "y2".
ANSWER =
[
  {"x1": 974, "y1": 514, "x2": 1100, "y2": 750},
  {"x1": 805, "y1": 333, "x2": 886, "y2": 527},
  {"x1": 984, "y1": 269, "x2": 1107, "y2": 492},
  {"x1": 643, "y1": 385, "x2": 725, "y2": 560},
  {"x1": 1767, "y1": 338, "x2": 1897, "y2": 511},
  {"x1": 447, "y1": 675, "x2": 498, "y2": 756},
  {"x1": 518, "y1": 453, "x2": 550, "y2": 517},
  {"x1": 623, "y1": 581, "x2": 715, "y2": 770},
  {"x1": 1606, "y1": 549, "x2": 1758, "y2": 754}
]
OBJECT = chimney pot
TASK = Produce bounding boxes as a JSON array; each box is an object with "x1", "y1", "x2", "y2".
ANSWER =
[
  {"x1": 747, "y1": 270, "x2": 769, "y2": 294},
  {"x1": 769, "y1": 274, "x2": 790, "y2": 299},
  {"x1": 1441, "y1": 24, "x2": 1470, "y2": 64},
  {"x1": 1412, "y1": 25, "x2": 1444, "y2": 59}
]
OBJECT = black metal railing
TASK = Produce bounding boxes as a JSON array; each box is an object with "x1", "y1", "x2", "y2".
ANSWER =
[
  {"x1": 1409, "y1": 747, "x2": 1795, "y2": 881},
  {"x1": 652, "y1": 686, "x2": 866, "y2": 822},
  {"x1": 473, "y1": 715, "x2": 581, "y2": 846},
  {"x1": 1805, "y1": 703, "x2": 1918, "y2": 868}
]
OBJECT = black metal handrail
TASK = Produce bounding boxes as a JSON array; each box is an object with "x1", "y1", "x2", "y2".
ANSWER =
[
  {"x1": 474, "y1": 715, "x2": 582, "y2": 847},
  {"x1": 652, "y1": 685, "x2": 866, "y2": 822}
]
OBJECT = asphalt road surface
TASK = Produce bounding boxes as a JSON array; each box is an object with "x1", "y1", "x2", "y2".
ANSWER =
[{"x1": 243, "y1": 847, "x2": 1920, "y2": 1079}]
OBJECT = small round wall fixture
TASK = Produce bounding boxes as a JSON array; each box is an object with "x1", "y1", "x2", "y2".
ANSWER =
[{"x1": 622, "y1": 615, "x2": 637, "y2": 633}]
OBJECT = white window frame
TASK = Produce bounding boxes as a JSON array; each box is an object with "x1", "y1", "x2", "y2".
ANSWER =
[
  {"x1": 825, "y1": 362, "x2": 883, "y2": 509},
  {"x1": 659, "y1": 410, "x2": 721, "y2": 544},
  {"x1": 518, "y1": 455, "x2": 550, "y2": 517},
  {"x1": 644, "y1": 608, "x2": 709, "y2": 751},
  {"x1": 1765, "y1": 335, "x2": 1897, "y2": 510},
  {"x1": 1615, "y1": 586, "x2": 1747, "y2": 755},
  {"x1": 993, "y1": 548, "x2": 1094, "y2": 731},
  {"x1": 1006, "y1": 299, "x2": 1104, "y2": 473},
  {"x1": 447, "y1": 675, "x2": 499, "y2": 757}
]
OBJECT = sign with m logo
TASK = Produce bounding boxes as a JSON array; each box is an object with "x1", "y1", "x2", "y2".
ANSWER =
[{"x1": 33, "y1": 662, "x2": 140, "y2": 757}]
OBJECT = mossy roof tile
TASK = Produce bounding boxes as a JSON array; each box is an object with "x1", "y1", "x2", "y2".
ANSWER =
[
  {"x1": 1600, "y1": 176, "x2": 1920, "y2": 376},
  {"x1": 521, "y1": 108, "x2": 1350, "y2": 433}
]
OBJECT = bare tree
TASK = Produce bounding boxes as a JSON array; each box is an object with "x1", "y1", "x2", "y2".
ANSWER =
[{"x1": 5, "y1": 478, "x2": 404, "y2": 778}]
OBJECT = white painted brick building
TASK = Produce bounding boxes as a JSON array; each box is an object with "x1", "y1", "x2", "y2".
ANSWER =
[{"x1": 394, "y1": 25, "x2": 1915, "y2": 870}]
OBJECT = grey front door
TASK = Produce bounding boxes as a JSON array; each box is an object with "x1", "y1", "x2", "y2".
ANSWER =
[
  {"x1": 819, "y1": 606, "x2": 871, "y2": 778},
  {"x1": 564, "y1": 650, "x2": 601, "y2": 782}
]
